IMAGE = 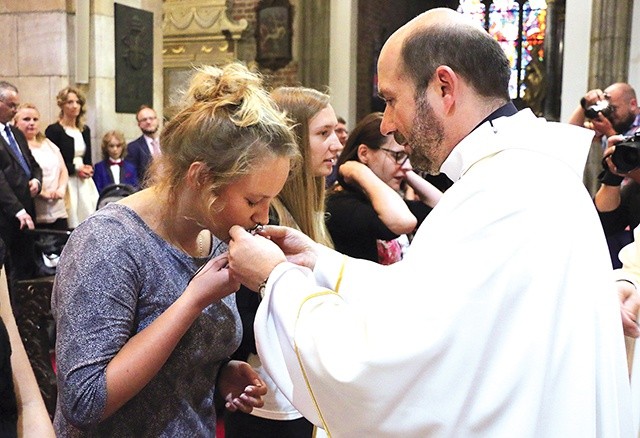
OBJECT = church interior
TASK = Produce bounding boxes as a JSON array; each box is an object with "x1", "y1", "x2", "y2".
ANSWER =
[
  {"x1": 2, "y1": 0, "x2": 638, "y2": 156},
  {"x1": 2, "y1": 0, "x2": 640, "y2": 435}
]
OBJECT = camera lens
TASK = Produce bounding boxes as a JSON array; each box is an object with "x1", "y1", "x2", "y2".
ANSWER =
[{"x1": 584, "y1": 100, "x2": 611, "y2": 120}]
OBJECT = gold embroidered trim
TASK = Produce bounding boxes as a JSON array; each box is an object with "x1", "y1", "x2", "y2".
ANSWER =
[{"x1": 334, "y1": 255, "x2": 347, "y2": 293}]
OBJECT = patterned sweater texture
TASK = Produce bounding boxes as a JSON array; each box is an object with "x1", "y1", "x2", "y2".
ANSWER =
[{"x1": 52, "y1": 203, "x2": 241, "y2": 437}]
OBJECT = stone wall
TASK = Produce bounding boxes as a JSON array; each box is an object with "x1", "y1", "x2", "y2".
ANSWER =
[
  {"x1": 230, "y1": 0, "x2": 300, "y2": 90},
  {"x1": 0, "y1": 0, "x2": 164, "y2": 162}
]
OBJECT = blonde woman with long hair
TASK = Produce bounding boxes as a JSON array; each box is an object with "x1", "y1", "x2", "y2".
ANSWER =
[{"x1": 226, "y1": 86, "x2": 341, "y2": 438}]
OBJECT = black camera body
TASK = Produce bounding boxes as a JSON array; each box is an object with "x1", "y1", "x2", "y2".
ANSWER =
[
  {"x1": 584, "y1": 100, "x2": 613, "y2": 119},
  {"x1": 611, "y1": 132, "x2": 640, "y2": 173}
]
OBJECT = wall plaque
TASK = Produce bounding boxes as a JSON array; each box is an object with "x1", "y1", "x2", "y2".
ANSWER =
[
  {"x1": 115, "y1": 3, "x2": 153, "y2": 113},
  {"x1": 256, "y1": 0, "x2": 293, "y2": 71}
]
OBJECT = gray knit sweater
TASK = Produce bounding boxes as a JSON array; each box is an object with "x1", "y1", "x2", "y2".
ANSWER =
[{"x1": 52, "y1": 203, "x2": 241, "y2": 437}]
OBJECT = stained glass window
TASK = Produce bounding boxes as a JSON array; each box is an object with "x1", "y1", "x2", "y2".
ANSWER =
[{"x1": 457, "y1": 0, "x2": 547, "y2": 101}]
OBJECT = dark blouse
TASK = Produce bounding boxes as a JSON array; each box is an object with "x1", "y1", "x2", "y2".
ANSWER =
[
  {"x1": 44, "y1": 122, "x2": 92, "y2": 176},
  {"x1": 325, "y1": 187, "x2": 431, "y2": 262}
]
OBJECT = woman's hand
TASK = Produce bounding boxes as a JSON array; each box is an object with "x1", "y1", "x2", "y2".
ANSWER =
[
  {"x1": 77, "y1": 164, "x2": 94, "y2": 179},
  {"x1": 217, "y1": 360, "x2": 267, "y2": 413},
  {"x1": 186, "y1": 254, "x2": 240, "y2": 310},
  {"x1": 338, "y1": 160, "x2": 370, "y2": 185},
  {"x1": 38, "y1": 190, "x2": 54, "y2": 200}
]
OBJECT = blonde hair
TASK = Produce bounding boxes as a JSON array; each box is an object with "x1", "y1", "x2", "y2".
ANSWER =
[
  {"x1": 14, "y1": 103, "x2": 45, "y2": 142},
  {"x1": 100, "y1": 130, "x2": 127, "y2": 160},
  {"x1": 148, "y1": 62, "x2": 298, "y2": 214},
  {"x1": 56, "y1": 86, "x2": 88, "y2": 130},
  {"x1": 270, "y1": 86, "x2": 333, "y2": 247}
]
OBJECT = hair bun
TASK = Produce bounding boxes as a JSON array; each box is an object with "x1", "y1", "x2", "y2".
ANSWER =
[{"x1": 187, "y1": 64, "x2": 260, "y2": 108}]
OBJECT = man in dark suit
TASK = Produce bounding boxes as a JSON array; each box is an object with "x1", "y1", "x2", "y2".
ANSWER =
[
  {"x1": 0, "y1": 81, "x2": 42, "y2": 288},
  {"x1": 125, "y1": 105, "x2": 160, "y2": 185}
]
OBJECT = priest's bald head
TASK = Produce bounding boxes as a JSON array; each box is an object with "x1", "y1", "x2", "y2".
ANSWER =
[{"x1": 377, "y1": 8, "x2": 511, "y2": 174}]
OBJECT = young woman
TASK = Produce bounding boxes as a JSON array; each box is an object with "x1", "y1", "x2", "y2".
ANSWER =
[
  {"x1": 45, "y1": 86, "x2": 97, "y2": 228},
  {"x1": 326, "y1": 112, "x2": 441, "y2": 264},
  {"x1": 52, "y1": 62, "x2": 299, "y2": 436},
  {"x1": 93, "y1": 130, "x2": 139, "y2": 194},
  {"x1": 13, "y1": 103, "x2": 68, "y2": 230},
  {"x1": 226, "y1": 86, "x2": 342, "y2": 438}
]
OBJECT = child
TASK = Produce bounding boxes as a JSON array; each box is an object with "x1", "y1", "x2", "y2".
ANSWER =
[{"x1": 93, "y1": 130, "x2": 138, "y2": 194}]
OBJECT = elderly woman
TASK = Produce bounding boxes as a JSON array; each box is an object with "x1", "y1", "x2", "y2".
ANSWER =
[{"x1": 14, "y1": 103, "x2": 68, "y2": 230}]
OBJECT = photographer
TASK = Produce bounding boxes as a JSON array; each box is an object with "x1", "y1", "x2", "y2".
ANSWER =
[
  {"x1": 568, "y1": 82, "x2": 639, "y2": 141},
  {"x1": 570, "y1": 83, "x2": 640, "y2": 197},
  {"x1": 595, "y1": 134, "x2": 640, "y2": 268}
]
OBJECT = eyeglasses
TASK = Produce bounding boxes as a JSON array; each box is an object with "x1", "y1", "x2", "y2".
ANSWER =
[{"x1": 380, "y1": 147, "x2": 409, "y2": 165}]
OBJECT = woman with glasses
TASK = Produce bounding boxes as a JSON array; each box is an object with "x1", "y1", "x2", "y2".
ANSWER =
[{"x1": 326, "y1": 112, "x2": 442, "y2": 264}]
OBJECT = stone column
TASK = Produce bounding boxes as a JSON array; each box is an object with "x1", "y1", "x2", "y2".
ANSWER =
[
  {"x1": 298, "y1": 0, "x2": 330, "y2": 90},
  {"x1": 588, "y1": 0, "x2": 633, "y2": 88},
  {"x1": 543, "y1": 0, "x2": 565, "y2": 121},
  {"x1": 0, "y1": 1, "x2": 72, "y2": 127}
]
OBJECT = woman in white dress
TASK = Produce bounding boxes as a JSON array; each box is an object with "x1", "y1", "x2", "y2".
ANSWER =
[{"x1": 45, "y1": 87, "x2": 97, "y2": 228}]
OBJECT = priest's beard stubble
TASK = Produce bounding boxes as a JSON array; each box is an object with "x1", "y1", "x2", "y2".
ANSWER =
[{"x1": 407, "y1": 93, "x2": 446, "y2": 175}]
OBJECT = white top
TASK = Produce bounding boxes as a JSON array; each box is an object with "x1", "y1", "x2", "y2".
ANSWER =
[
  {"x1": 109, "y1": 160, "x2": 122, "y2": 185},
  {"x1": 63, "y1": 127, "x2": 86, "y2": 171},
  {"x1": 254, "y1": 110, "x2": 633, "y2": 437},
  {"x1": 245, "y1": 352, "x2": 303, "y2": 420},
  {"x1": 29, "y1": 139, "x2": 67, "y2": 223}
]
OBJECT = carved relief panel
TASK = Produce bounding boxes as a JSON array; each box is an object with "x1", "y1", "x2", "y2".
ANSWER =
[{"x1": 163, "y1": 0, "x2": 248, "y2": 118}]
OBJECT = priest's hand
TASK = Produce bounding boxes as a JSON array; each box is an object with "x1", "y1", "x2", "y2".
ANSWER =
[
  {"x1": 259, "y1": 225, "x2": 319, "y2": 270},
  {"x1": 216, "y1": 360, "x2": 267, "y2": 413},
  {"x1": 618, "y1": 280, "x2": 640, "y2": 338},
  {"x1": 228, "y1": 225, "x2": 286, "y2": 291}
]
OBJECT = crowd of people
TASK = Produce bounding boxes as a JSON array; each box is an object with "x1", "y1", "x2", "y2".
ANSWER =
[{"x1": 1, "y1": 6, "x2": 640, "y2": 437}]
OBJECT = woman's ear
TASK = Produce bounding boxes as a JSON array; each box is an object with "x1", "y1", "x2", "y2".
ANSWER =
[
  {"x1": 186, "y1": 161, "x2": 209, "y2": 189},
  {"x1": 357, "y1": 144, "x2": 371, "y2": 164}
]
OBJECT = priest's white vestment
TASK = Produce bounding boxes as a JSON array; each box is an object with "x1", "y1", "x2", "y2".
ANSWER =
[{"x1": 255, "y1": 109, "x2": 634, "y2": 437}]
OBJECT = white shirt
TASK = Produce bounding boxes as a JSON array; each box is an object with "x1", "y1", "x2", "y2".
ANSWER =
[
  {"x1": 109, "y1": 160, "x2": 122, "y2": 185},
  {"x1": 255, "y1": 110, "x2": 633, "y2": 437}
]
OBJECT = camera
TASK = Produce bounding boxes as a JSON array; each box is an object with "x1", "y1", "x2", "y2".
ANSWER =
[
  {"x1": 611, "y1": 132, "x2": 640, "y2": 173},
  {"x1": 583, "y1": 99, "x2": 613, "y2": 119}
]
